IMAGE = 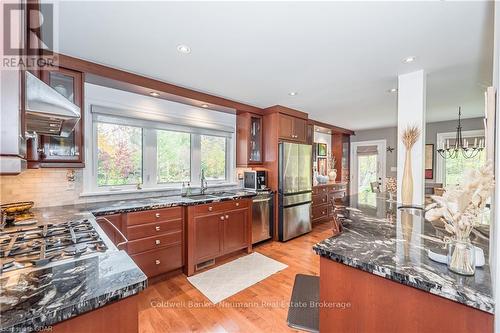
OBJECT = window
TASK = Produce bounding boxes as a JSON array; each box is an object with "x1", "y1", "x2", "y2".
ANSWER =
[
  {"x1": 157, "y1": 130, "x2": 190, "y2": 183},
  {"x1": 90, "y1": 112, "x2": 233, "y2": 192},
  {"x1": 444, "y1": 150, "x2": 485, "y2": 186},
  {"x1": 436, "y1": 130, "x2": 486, "y2": 187},
  {"x1": 97, "y1": 123, "x2": 142, "y2": 186},
  {"x1": 201, "y1": 135, "x2": 227, "y2": 180}
]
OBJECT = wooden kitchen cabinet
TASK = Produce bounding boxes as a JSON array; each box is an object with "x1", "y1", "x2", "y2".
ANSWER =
[
  {"x1": 278, "y1": 113, "x2": 307, "y2": 142},
  {"x1": 123, "y1": 206, "x2": 184, "y2": 278},
  {"x1": 222, "y1": 208, "x2": 249, "y2": 253},
  {"x1": 194, "y1": 213, "x2": 223, "y2": 263},
  {"x1": 236, "y1": 112, "x2": 263, "y2": 166},
  {"x1": 95, "y1": 214, "x2": 125, "y2": 249},
  {"x1": 311, "y1": 183, "x2": 347, "y2": 223},
  {"x1": 186, "y1": 198, "x2": 252, "y2": 276},
  {"x1": 28, "y1": 67, "x2": 85, "y2": 168}
]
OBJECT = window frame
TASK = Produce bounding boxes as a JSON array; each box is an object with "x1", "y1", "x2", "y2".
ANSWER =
[
  {"x1": 86, "y1": 114, "x2": 234, "y2": 194},
  {"x1": 435, "y1": 130, "x2": 485, "y2": 185}
]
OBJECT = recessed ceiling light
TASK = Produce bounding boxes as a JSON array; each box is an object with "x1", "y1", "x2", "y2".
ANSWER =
[
  {"x1": 149, "y1": 92, "x2": 160, "y2": 97},
  {"x1": 387, "y1": 88, "x2": 398, "y2": 93},
  {"x1": 403, "y1": 56, "x2": 416, "y2": 63},
  {"x1": 177, "y1": 44, "x2": 191, "y2": 54},
  {"x1": 201, "y1": 104, "x2": 209, "y2": 108},
  {"x1": 288, "y1": 92, "x2": 298, "y2": 96}
]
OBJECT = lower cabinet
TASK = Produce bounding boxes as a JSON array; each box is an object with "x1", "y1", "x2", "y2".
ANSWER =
[
  {"x1": 186, "y1": 199, "x2": 252, "y2": 276},
  {"x1": 311, "y1": 183, "x2": 348, "y2": 223},
  {"x1": 97, "y1": 207, "x2": 184, "y2": 279},
  {"x1": 194, "y1": 213, "x2": 223, "y2": 263}
]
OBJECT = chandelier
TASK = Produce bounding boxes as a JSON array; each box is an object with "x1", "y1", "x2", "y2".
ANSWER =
[{"x1": 437, "y1": 107, "x2": 484, "y2": 159}]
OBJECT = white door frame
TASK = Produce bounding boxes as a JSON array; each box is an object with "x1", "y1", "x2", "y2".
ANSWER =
[{"x1": 350, "y1": 140, "x2": 387, "y2": 196}]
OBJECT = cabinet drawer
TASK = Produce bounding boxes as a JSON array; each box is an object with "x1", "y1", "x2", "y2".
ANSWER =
[
  {"x1": 312, "y1": 193, "x2": 329, "y2": 206},
  {"x1": 127, "y1": 231, "x2": 182, "y2": 255},
  {"x1": 312, "y1": 205, "x2": 329, "y2": 221},
  {"x1": 313, "y1": 186, "x2": 329, "y2": 195},
  {"x1": 191, "y1": 199, "x2": 250, "y2": 215},
  {"x1": 330, "y1": 191, "x2": 346, "y2": 200},
  {"x1": 126, "y1": 218, "x2": 182, "y2": 240},
  {"x1": 126, "y1": 207, "x2": 182, "y2": 226},
  {"x1": 328, "y1": 184, "x2": 347, "y2": 192},
  {"x1": 131, "y1": 244, "x2": 182, "y2": 278}
]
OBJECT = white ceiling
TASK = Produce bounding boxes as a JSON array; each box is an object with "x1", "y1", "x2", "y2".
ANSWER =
[{"x1": 53, "y1": 1, "x2": 494, "y2": 130}]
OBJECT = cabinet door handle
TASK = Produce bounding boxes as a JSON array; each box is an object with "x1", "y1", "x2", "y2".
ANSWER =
[
  {"x1": 155, "y1": 226, "x2": 161, "y2": 231},
  {"x1": 322, "y1": 188, "x2": 326, "y2": 192},
  {"x1": 155, "y1": 239, "x2": 161, "y2": 245},
  {"x1": 155, "y1": 260, "x2": 161, "y2": 265},
  {"x1": 155, "y1": 213, "x2": 160, "y2": 218},
  {"x1": 220, "y1": 216, "x2": 225, "y2": 220},
  {"x1": 322, "y1": 198, "x2": 326, "y2": 202},
  {"x1": 208, "y1": 206, "x2": 213, "y2": 212},
  {"x1": 235, "y1": 202, "x2": 239, "y2": 207},
  {"x1": 225, "y1": 214, "x2": 229, "y2": 219}
]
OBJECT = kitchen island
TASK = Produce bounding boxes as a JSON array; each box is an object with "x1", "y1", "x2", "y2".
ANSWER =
[
  {"x1": 1, "y1": 190, "x2": 256, "y2": 332},
  {"x1": 313, "y1": 193, "x2": 494, "y2": 333}
]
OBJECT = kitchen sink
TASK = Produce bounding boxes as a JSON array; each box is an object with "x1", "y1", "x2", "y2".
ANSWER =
[
  {"x1": 209, "y1": 192, "x2": 237, "y2": 197},
  {"x1": 186, "y1": 194, "x2": 217, "y2": 201}
]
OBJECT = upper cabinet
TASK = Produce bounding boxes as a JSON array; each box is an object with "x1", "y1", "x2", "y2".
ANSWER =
[
  {"x1": 278, "y1": 113, "x2": 307, "y2": 142},
  {"x1": 28, "y1": 67, "x2": 85, "y2": 168},
  {"x1": 237, "y1": 112, "x2": 263, "y2": 166}
]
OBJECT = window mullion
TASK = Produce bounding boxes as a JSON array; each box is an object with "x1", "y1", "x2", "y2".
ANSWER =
[
  {"x1": 143, "y1": 128, "x2": 157, "y2": 188},
  {"x1": 191, "y1": 134, "x2": 201, "y2": 186}
]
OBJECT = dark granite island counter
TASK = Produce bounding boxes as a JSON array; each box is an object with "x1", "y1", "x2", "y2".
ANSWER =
[{"x1": 313, "y1": 193, "x2": 494, "y2": 333}]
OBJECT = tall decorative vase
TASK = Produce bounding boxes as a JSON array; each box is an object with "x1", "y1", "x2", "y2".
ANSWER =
[{"x1": 402, "y1": 149, "x2": 413, "y2": 205}]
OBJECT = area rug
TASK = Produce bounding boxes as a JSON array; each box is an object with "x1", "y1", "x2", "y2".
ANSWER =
[{"x1": 186, "y1": 252, "x2": 288, "y2": 304}]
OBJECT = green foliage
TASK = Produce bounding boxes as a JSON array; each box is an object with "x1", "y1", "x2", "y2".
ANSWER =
[
  {"x1": 201, "y1": 135, "x2": 226, "y2": 180},
  {"x1": 157, "y1": 130, "x2": 191, "y2": 183},
  {"x1": 444, "y1": 150, "x2": 486, "y2": 186},
  {"x1": 97, "y1": 123, "x2": 142, "y2": 186},
  {"x1": 358, "y1": 154, "x2": 377, "y2": 194}
]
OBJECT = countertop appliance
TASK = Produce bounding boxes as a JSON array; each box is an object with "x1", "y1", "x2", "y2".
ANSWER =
[
  {"x1": 244, "y1": 170, "x2": 267, "y2": 190},
  {"x1": 251, "y1": 190, "x2": 273, "y2": 244},
  {"x1": 25, "y1": 71, "x2": 81, "y2": 137},
  {"x1": 278, "y1": 142, "x2": 312, "y2": 241},
  {"x1": 0, "y1": 219, "x2": 108, "y2": 273}
]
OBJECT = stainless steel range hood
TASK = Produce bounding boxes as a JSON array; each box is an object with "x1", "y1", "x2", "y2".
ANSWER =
[{"x1": 25, "y1": 71, "x2": 80, "y2": 137}]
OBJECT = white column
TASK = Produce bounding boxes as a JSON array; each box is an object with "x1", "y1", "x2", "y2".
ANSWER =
[{"x1": 397, "y1": 70, "x2": 426, "y2": 206}]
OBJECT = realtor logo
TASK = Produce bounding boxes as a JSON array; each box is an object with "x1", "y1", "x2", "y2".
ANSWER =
[{"x1": 2, "y1": 1, "x2": 58, "y2": 69}]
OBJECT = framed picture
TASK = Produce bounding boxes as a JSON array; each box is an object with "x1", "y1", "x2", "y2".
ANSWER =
[
  {"x1": 425, "y1": 144, "x2": 434, "y2": 179},
  {"x1": 318, "y1": 157, "x2": 327, "y2": 176},
  {"x1": 317, "y1": 143, "x2": 327, "y2": 157}
]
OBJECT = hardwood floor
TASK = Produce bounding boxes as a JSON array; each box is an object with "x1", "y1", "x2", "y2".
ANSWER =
[{"x1": 137, "y1": 221, "x2": 333, "y2": 333}]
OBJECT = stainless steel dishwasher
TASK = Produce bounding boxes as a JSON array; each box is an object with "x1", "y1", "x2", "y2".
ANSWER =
[{"x1": 252, "y1": 190, "x2": 273, "y2": 244}]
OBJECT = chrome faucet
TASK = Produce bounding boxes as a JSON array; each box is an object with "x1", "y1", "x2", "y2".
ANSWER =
[{"x1": 200, "y1": 169, "x2": 208, "y2": 194}]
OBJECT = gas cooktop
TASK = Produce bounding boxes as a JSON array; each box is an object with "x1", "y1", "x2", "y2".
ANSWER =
[{"x1": 0, "y1": 219, "x2": 108, "y2": 273}]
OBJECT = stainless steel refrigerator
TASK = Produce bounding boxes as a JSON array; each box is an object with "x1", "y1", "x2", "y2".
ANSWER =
[{"x1": 278, "y1": 142, "x2": 312, "y2": 241}]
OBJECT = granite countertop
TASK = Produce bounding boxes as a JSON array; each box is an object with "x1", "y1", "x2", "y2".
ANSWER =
[
  {"x1": 0, "y1": 189, "x2": 256, "y2": 331},
  {"x1": 313, "y1": 193, "x2": 494, "y2": 314}
]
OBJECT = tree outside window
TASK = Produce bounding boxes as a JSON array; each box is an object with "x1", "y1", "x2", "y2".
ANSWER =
[{"x1": 97, "y1": 123, "x2": 142, "y2": 186}]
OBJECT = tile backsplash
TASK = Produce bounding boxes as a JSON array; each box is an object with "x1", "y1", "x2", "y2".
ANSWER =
[
  {"x1": 0, "y1": 169, "x2": 240, "y2": 208},
  {"x1": 1, "y1": 169, "x2": 84, "y2": 207}
]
